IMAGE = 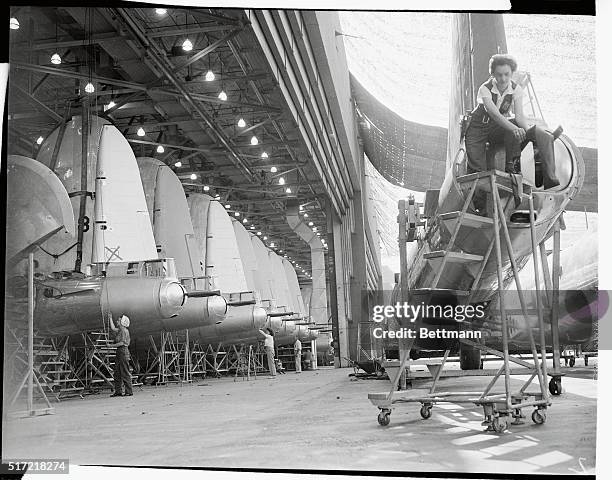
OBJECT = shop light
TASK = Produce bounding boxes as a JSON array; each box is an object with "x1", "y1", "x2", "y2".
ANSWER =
[
  {"x1": 36, "y1": 136, "x2": 44, "y2": 145},
  {"x1": 137, "y1": 127, "x2": 146, "y2": 137},
  {"x1": 182, "y1": 39, "x2": 193, "y2": 52},
  {"x1": 205, "y1": 70, "x2": 215, "y2": 81},
  {"x1": 85, "y1": 82, "x2": 95, "y2": 94},
  {"x1": 190, "y1": 173, "x2": 197, "y2": 180},
  {"x1": 278, "y1": 177, "x2": 285, "y2": 185},
  {"x1": 261, "y1": 151, "x2": 268, "y2": 159},
  {"x1": 174, "y1": 161, "x2": 182, "y2": 168},
  {"x1": 157, "y1": 145, "x2": 165, "y2": 153},
  {"x1": 51, "y1": 53, "x2": 62, "y2": 65},
  {"x1": 155, "y1": 8, "x2": 167, "y2": 15},
  {"x1": 250, "y1": 135, "x2": 259, "y2": 145},
  {"x1": 237, "y1": 118, "x2": 246, "y2": 128},
  {"x1": 10, "y1": 17, "x2": 20, "y2": 30},
  {"x1": 218, "y1": 90, "x2": 227, "y2": 101},
  {"x1": 270, "y1": 166, "x2": 278, "y2": 173}
]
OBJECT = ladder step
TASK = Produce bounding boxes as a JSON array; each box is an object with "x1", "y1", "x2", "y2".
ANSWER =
[
  {"x1": 439, "y1": 211, "x2": 493, "y2": 229},
  {"x1": 424, "y1": 251, "x2": 483, "y2": 263}
]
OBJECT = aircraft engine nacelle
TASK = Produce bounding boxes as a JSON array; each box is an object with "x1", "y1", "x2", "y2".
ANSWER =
[{"x1": 33, "y1": 275, "x2": 186, "y2": 337}]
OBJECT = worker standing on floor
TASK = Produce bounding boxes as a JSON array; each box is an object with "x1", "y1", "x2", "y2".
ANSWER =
[
  {"x1": 294, "y1": 337, "x2": 302, "y2": 373},
  {"x1": 108, "y1": 313, "x2": 133, "y2": 397},
  {"x1": 259, "y1": 328, "x2": 277, "y2": 377}
]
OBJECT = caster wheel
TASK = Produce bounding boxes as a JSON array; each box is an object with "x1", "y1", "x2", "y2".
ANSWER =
[
  {"x1": 548, "y1": 377, "x2": 562, "y2": 396},
  {"x1": 569, "y1": 357, "x2": 575, "y2": 367},
  {"x1": 492, "y1": 416, "x2": 508, "y2": 433},
  {"x1": 420, "y1": 405, "x2": 433, "y2": 419},
  {"x1": 532, "y1": 409, "x2": 547, "y2": 425},
  {"x1": 377, "y1": 410, "x2": 391, "y2": 426}
]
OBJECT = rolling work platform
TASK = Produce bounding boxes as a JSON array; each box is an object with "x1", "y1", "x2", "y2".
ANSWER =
[{"x1": 369, "y1": 170, "x2": 556, "y2": 433}]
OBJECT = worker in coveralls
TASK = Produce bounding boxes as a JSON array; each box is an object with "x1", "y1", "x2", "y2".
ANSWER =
[
  {"x1": 108, "y1": 313, "x2": 133, "y2": 397},
  {"x1": 294, "y1": 337, "x2": 302, "y2": 373},
  {"x1": 464, "y1": 54, "x2": 560, "y2": 210},
  {"x1": 259, "y1": 328, "x2": 277, "y2": 377}
]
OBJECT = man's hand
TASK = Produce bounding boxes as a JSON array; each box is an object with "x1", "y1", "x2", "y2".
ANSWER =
[{"x1": 513, "y1": 127, "x2": 527, "y2": 143}]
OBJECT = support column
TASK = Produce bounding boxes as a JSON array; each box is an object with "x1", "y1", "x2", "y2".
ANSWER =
[
  {"x1": 287, "y1": 201, "x2": 329, "y2": 365},
  {"x1": 330, "y1": 212, "x2": 349, "y2": 367}
]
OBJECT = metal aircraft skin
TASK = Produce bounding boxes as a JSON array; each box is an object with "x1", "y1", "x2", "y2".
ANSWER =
[
  {"x1": 390, "y1": 14, "x2": 592, "y2": 365},
  {"x1": 7, "y1": 117, "x2": 190, "y2": 337}
]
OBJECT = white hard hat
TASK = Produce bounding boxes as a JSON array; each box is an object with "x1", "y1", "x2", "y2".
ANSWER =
[{"x1": 120, "y1": 315, "x2": 130, "y2": 328}]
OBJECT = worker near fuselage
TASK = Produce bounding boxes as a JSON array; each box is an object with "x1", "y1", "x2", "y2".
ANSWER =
[
  {"x1": 294, "y1": 338, "x2": 302, "y2": 373},
  {"x1": 464, "y1": 54, "x2": 560, "y2": 189},
  {"x1": 108, "y1": 313, "x2": 133, "y2": 397},
  {"x1": 259, "y1": 328, "x2": 277, "y2": 377}
]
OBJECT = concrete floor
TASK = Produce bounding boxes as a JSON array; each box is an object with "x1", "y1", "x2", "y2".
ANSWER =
[{"x1": 2, "y1": 364, "x2": 596, "y2": 475}]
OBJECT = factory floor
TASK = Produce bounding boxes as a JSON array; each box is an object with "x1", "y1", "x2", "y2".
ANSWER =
[{"x1": 2, "y1": 362, "x2": 596, "y2": 475}]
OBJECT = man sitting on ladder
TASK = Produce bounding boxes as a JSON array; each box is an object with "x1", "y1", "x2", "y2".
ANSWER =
[{"x1": 464, "y1": 54, "x2": 560, "y2": 210}]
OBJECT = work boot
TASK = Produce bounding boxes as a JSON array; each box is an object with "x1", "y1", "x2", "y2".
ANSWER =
[
  {"x1": 505, "y1": 157, "x2": 521, "y2": 175},
  {"x1": 110, "y1": 392, "x2": 123, "y2": 397}
]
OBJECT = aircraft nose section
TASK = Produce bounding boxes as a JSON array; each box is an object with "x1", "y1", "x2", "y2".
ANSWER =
[
  {"x1": 252, "y1": 306, "x2": 268, "y2": 329},
  {"x1": 207, "y1": 295, "x2": 228, "y2": 320},
  {"x1": 159, "y1": 280, "x2": 186, "y2": 317}
]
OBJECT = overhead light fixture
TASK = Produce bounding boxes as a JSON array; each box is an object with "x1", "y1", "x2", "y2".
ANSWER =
[
  {"x1": 299, "y1": 205, "x2": 303, "y2": 211},
  {"x1": 270, "y1": 166, "x2": 278, "y2": 173},
  {"x1": 190, "y1": 173, "x2": 197, "y2": 180},
  {"x1": 237, "y1": 118, "x2": 246, "y2": 128},
  {"x1": 155, "y1": 8, "x2": 167, "y2": 15},
  {"x1": 308, "y1": 222, "x2": 314, "y2": 226},
  {"x1": 156, "y1": 145, "x2": 165, "y2": 154},
  {"x1": 182, "y1": 39, "x2": 193, "y2": 52},
  {"x1": 278, "y1": 177, "x2": 285, "y2": 185},
  {"x1": 107, "y1": 100, "x2": 116, "y2": 109},
  {"x1": 84, "y1": 82, "x2": 95, "y2": 94},
  {"x1": 10, "y1": 17, "x2": 19, "y2": 30},
  {"x1": 303, "y1": 213, "x2": 308, "y2": 218},
  {"x1": 270, "y1": 242, "x2": 275, "y2": 247},
  {"x1": 174, "y1": 161, "x2": 182, "y2": 168},
  {"x1": 51, "y1": 53, "x2": 62, "y2": 65},
  {"x1": 250, "y1": 136, "x2": 259, "y2": 146},
  {"x1": 36, "y1": 136, "x2": 44, "y2": 145},
  {"x1": 218, "y1": 90, "x2": 227, "y2": 101},
  {"x1": 225, "y1": 204, "x2": 231, "y2": 209},
  {"x1": 234, "y1": 212, "x2": 240, "y2": 217},
  {"x1": 263, "y1": 236, "x2": 267, "y2": 241},
  {"x1": 285, "y1": 188, "x2": 292, "y2": 194},
  {"x1": 242, "y1": 218, "x2": 248, "y2": 224},
  {"x1": 203, "y1": 185, "x2": 210, "y2": 191},
  {"x1": 261, "y1": 151, "x2": 269, "y2": 159},
  {"x1": 250, "y1": 226, "x2": 255, "y2": 230},
  {"x1": 316, "y1": 233, "x2": 321, "y2": 236},
  {"x1": 257, "y1": 231, "x2": 262, "y2": 236},
  {"x1": 205, "y1": 70, "x2": 215, "y2": 81},
  {"x1": 312, "y1": 227, "x2": 317, "y2": 232},
  {"x1": 137, "y1": 127, "x2": 146, "y2": 137}
]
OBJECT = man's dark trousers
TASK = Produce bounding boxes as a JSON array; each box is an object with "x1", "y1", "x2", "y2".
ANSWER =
[{"x1": 114, "y1": 346, "x2": 133, "y2": 395}]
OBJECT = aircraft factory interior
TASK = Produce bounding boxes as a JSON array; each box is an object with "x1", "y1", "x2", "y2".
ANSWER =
[{"x1": 2, "y1": 5, "x2": 599, "y2": 477}]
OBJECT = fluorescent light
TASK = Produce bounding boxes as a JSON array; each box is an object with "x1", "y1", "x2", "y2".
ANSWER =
[
  {"x1": 237, "y1": 118, "x2": 246, "y2": 128},
  {"x1": 9, "y1": 18, "x2": 19, "y2": 30},
  {"x1": 137, "y1": 127, "x2": 146, "y2": 137},
  {"x1": 190, "y1": 173, "x2": 197, "y2": 180},
  {"x1": 261, "y1": 151, "x2": 268, "y2": 159},
  {"x1": 278, "y1": 177, "x2": 285, "y2": 185},
  {"x1": 270, "y1": 166, "x2": 277, "y2": 173},
  {"x1": 36, "y1": 136, "x2": 44, "y2": 145},
  {"x1": 84, "y1": 82, "x2": 95, "y2": 94},
  {"x1": 174, "y1": 161, "x2": 182, "y2": 168},
  {"x1": 155, "y1": 8, "x2": 167, "y2": 15},
  {"x1": 205, "y1": 70, "x2": 215, "y2": 81},
  {"x1": 51, "y1": 53, "x2": 62, "y2": 65},
  {"x1": 250, "y1": 135, "x2": 258, "y2": 145},
  {"x1": 182, "y1": 39, "x2": 193, "y2": 52},
  {"x1": 156, "y1": 145, "x2": 165, "y2": 153},
  {"x1": 218, "y1": 90, "x2": 227, "y2": 101}
]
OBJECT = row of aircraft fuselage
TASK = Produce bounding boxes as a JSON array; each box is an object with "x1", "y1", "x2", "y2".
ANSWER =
[{"x1": 8, "y1": 115, "x2": 321, "y2": 349}]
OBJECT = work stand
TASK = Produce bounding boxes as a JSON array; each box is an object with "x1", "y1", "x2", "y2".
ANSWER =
[{"x1": 369, "y1": 171, "x2": 559, "y2": 433}]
